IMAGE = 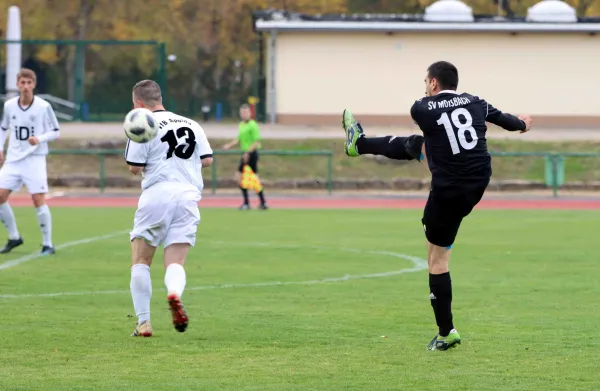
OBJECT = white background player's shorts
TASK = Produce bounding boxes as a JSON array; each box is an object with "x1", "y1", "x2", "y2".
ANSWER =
[
  {"x1": 130, "y1": 182, "x2": 201, "y2": 248},
  {"x1": 0, "y1": 155, "x2": 48, "y2": 194}
]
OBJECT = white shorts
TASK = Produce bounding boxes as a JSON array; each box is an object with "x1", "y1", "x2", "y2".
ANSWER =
[
  {"x1": 0, "y1": 155, "x2": 48, "y2": 194},
  {"x1": 130, "y1": 183, "x2": 201, "y2": 248}
]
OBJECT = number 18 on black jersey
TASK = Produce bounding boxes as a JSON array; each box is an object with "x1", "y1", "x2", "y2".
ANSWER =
[{"x1": 410, "y1": 91, "x2": 525, "y2": 183}]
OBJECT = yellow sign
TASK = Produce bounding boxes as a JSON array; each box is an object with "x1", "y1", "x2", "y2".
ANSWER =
[{"x1": 248, "y1": 96, "x2": 260, "y2": 105}]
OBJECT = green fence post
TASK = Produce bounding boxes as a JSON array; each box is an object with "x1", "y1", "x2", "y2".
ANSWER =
[
  {"x1": 157, "y1": 42, "x2": 167, "y2": 104},
  {"x1": 211, "y1": 156, "x2": 217, "y2": 195},
  {"x1": 327, "y1": 152, "x2": 333, "y2": 195},
  {"x1": 74, "y1": 42, "x2": 85, "y2": 121},
  {"x1": 99, "y1": 154, "x2": 106, "y2": 193},
  {"x1": 551, "y1": 154, "x2": 558, "y2": 198}
]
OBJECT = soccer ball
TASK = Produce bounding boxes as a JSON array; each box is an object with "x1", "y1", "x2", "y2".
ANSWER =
[{"x1": 123, "y1": 108, "x2": 158, "y2": 143}]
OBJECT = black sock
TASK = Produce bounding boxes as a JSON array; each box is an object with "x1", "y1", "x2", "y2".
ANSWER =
[
  {"x1": 355, "y1": 135, "x2": 423, "y2": 160},
  {"x1": 429, "y1": 272, "x2": 454, "y2": 337},
  {"x1": 257, "y1": 190, "x2": 266, "y2": 205},
  {"x1": 240, "y1": 187, "x2": 249, "y2": 205}
]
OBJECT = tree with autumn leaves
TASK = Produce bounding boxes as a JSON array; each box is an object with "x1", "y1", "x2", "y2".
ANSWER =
[{"x1": 0, "y1": 0, "x2": 597, "y2": 118}]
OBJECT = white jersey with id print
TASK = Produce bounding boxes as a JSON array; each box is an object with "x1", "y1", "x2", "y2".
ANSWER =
[
  {"x1": 0, "y1": 96, "x2": 60, "y2": 163},
  {"x1": 124, "y1": 110, "x2": 213, "y2": 248},
  {"x1": 0, "y1": 96, "x2": 60, "y2": 194}
]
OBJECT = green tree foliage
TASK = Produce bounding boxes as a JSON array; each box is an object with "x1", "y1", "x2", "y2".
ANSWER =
[
  {"x1": 0, "y1": 0, "x2": 596, "y2": 118},
  {"x1": 0, "y1": 0, "x2": 347, "y2": 116}
]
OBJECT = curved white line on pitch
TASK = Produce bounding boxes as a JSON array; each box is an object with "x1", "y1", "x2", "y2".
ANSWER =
[{"x1": 0, "y1": 241, "x2": 427, "y2": 299}]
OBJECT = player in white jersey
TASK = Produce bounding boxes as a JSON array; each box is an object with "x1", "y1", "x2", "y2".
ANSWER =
[
  {"x1": 124, "y1": 80, "x2": 213, "y2": 337},
  {"x1": 0, "y1": 68, "x2": 60, "y2": 255}
]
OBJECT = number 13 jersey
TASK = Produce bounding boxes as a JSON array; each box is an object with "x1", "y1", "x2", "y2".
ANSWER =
[
  {"x1": 410, "y1": 91, "x2": 524, "y2": 185},
  {"x1": 124, "y1": 110, "x2": 213, "y2": 192}
]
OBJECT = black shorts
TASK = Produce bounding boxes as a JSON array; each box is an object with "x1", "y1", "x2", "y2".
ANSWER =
[
  {"x1": 421, "y1": 178, "x2": 489, "y2": 248},
  {"x1": 238, "y1": 150, "x2": 259, "y2": 173}
]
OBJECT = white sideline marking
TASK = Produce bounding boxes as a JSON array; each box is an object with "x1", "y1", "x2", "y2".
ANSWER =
[
  {"x1": 0, "y1": 230, "x2": 129, "y2": 271},
  {"x1": 0, "y1": 240, "x2": 427, "y2": 299}
]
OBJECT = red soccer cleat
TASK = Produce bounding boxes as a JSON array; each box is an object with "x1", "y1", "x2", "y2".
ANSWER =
[{"x1": 167, "y1": 294, "x2": 188, "y2": 333}]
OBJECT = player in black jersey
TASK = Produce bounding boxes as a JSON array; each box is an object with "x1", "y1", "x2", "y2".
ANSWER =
[{"x1": 342, "y1": 61, "x2": 532, "y2": 351}]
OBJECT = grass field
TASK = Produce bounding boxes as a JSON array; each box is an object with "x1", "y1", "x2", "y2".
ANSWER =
[
  {"x1": 48, "y1": 138, "x2": 600, "y2": 184},
  {"x1": 0, "y1": 206, "x2": 599, "y2": 390}
]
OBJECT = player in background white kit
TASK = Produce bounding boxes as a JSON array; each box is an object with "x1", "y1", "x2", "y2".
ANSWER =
[
  {"x1": 124, "y1": 80, "x2": 213, "y2": 337},
  {"x1": 0, "y1": 68, "x2": 60, "y2": 255}
]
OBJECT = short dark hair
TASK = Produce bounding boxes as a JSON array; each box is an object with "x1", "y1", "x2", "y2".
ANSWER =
[
  {"x1": 427, "y1": 61, "x2": 458, "y2": 91},
  {"x1": 17, "y1": 68, "x2": 37, "y2": 83},
  {"x1": 132, "y1": 80, "x2": 162, "y2": 105}
]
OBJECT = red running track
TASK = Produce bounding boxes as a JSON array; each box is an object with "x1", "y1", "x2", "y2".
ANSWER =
[{"x1": 7, "y1": 196, "x2": 600, "y2": 210}]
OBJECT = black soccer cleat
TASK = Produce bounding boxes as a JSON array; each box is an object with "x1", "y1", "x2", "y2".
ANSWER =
[
  {"x1": 259, "y1": 203, "x2": 268, "y2": 210},
  {"x1": 40, "y1": 245, "x2": 56, "y2": 255},
  {"x1": 0, "y1": 237, "x2": 24, "y2": 254}
]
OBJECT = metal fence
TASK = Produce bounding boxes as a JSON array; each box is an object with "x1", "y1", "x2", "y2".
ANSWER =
[
  {"x1": 46, "y1": 149, "x2": 599, "y2": 197},
  {"x1": 491, "y1": 151, "x2": 600, "y2": 197},
  {"x1": 0, "y1": 39, "x2": 166, "y2": 122},
  {"x1": 1, "y1": 39, "x2": 262, "y2": 123},
  {"x1": 49, "y1": 149, "x2": 334, "y2": 194}
]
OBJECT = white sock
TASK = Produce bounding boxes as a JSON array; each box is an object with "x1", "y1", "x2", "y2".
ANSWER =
[
  {"x1": 164, "y1": 263, "x2": 186, "y2": 298},
  {"x1": 0, "y1": 202, "x2": 20, "y2": 240},
  {"x1": 130, "y1": 264, "x2": 152, "y2": 323},
  {"x1": 35, "y1": 204, "x2": 53, "y2": 247}
]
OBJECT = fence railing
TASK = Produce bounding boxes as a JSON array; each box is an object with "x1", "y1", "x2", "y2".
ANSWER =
[
  {"x1": 0, "y1": 39, "x2": 167, "y2": 122},
  {"x1": 46, "y1": 149, "x2": 600, "y2": 197},
  {"x1": 48, "y1": 149, "x2": 334, "y2": 194},
  {"x1": 490, "y1": 151, "x2": 600, "y2": 197},
  {"x1": 209, "y1": 149, "x2": 334, "y2": 194}
]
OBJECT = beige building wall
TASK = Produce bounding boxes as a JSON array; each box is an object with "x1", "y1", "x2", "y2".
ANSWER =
[{"x1": 269, "y1": 32, "x2": 600, "y2": 127}]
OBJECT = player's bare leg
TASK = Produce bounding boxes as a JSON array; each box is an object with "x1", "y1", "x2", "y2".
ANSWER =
[
  {"x1": 164, "y1": 243, "x2": 190, "y2": 332},
  {"x1": 31, "y1": 193, "x2": 54, "y2": 255},
  {"x1": 130, "y1": 238, "x2": 156, "y2": 337},
  {"x1": 426, "y1": 242, "x2": 461, "y2": 351},
  {"x1": 0, "y1": 188, "x2": 23, "y2": 254}
]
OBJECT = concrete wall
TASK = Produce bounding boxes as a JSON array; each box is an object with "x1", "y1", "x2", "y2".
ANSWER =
[{"x1": 268, "y1": 31, "x2": 600, "y2": 127}]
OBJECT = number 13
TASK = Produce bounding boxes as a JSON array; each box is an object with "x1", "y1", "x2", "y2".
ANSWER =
[{"x1": 437, "y1": 108, "x2": 478, "y2": 155}]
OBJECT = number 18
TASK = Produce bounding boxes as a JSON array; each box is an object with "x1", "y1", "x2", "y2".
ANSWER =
[{"x1": 437, "y1": 108, "x2": 478, "y2": 155}]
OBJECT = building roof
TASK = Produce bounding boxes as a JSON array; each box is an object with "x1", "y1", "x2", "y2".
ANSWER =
[{"x1": 253, "y1": 1, "x2": 600, "y2": 33}]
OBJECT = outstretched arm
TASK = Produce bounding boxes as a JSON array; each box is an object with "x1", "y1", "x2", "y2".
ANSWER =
[{"x1": 483, "y1": 101, "x2": 531, "y2": 133}]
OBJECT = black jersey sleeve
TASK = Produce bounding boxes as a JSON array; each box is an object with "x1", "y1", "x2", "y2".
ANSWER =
[
  {"x1": 410, "y1": 99, "x2": 425, "y2": 127},
  {"x1": 481, "y1": 100, "x2": 526, "y2": 131}
]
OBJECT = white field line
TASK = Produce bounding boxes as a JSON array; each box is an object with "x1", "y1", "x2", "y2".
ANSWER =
[
  {"x1": 0, "y1": 240, "x2": 427, "y2": 299},
  {"x1": 0, "y1": 230, "x2": 130, "y2": 271}
]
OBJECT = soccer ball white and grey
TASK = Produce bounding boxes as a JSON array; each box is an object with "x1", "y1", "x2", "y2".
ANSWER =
[{"x1": 123, "y1": 108, "x2": 158, "y2": 143}]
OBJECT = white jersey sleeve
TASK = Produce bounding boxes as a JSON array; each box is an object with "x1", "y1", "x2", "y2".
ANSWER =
[
  {"x1": 45, "y1": 104, "x2": 60, "y2": 132},
  {"x1": 1, "y1": 103, "x2": 9, "y2": 130},
  {"x1": 194, "y1": 122, "x2": 213, "y2": 159},
  {"x1": 124, "y1": 139, "x2": 149, "y2": 166},
  {"x1": 36, "y1": 103, "x2": 61, "y2": 143},
  {"x1": 0, "y1": 103, "x2": 9, "y2": 147}
]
